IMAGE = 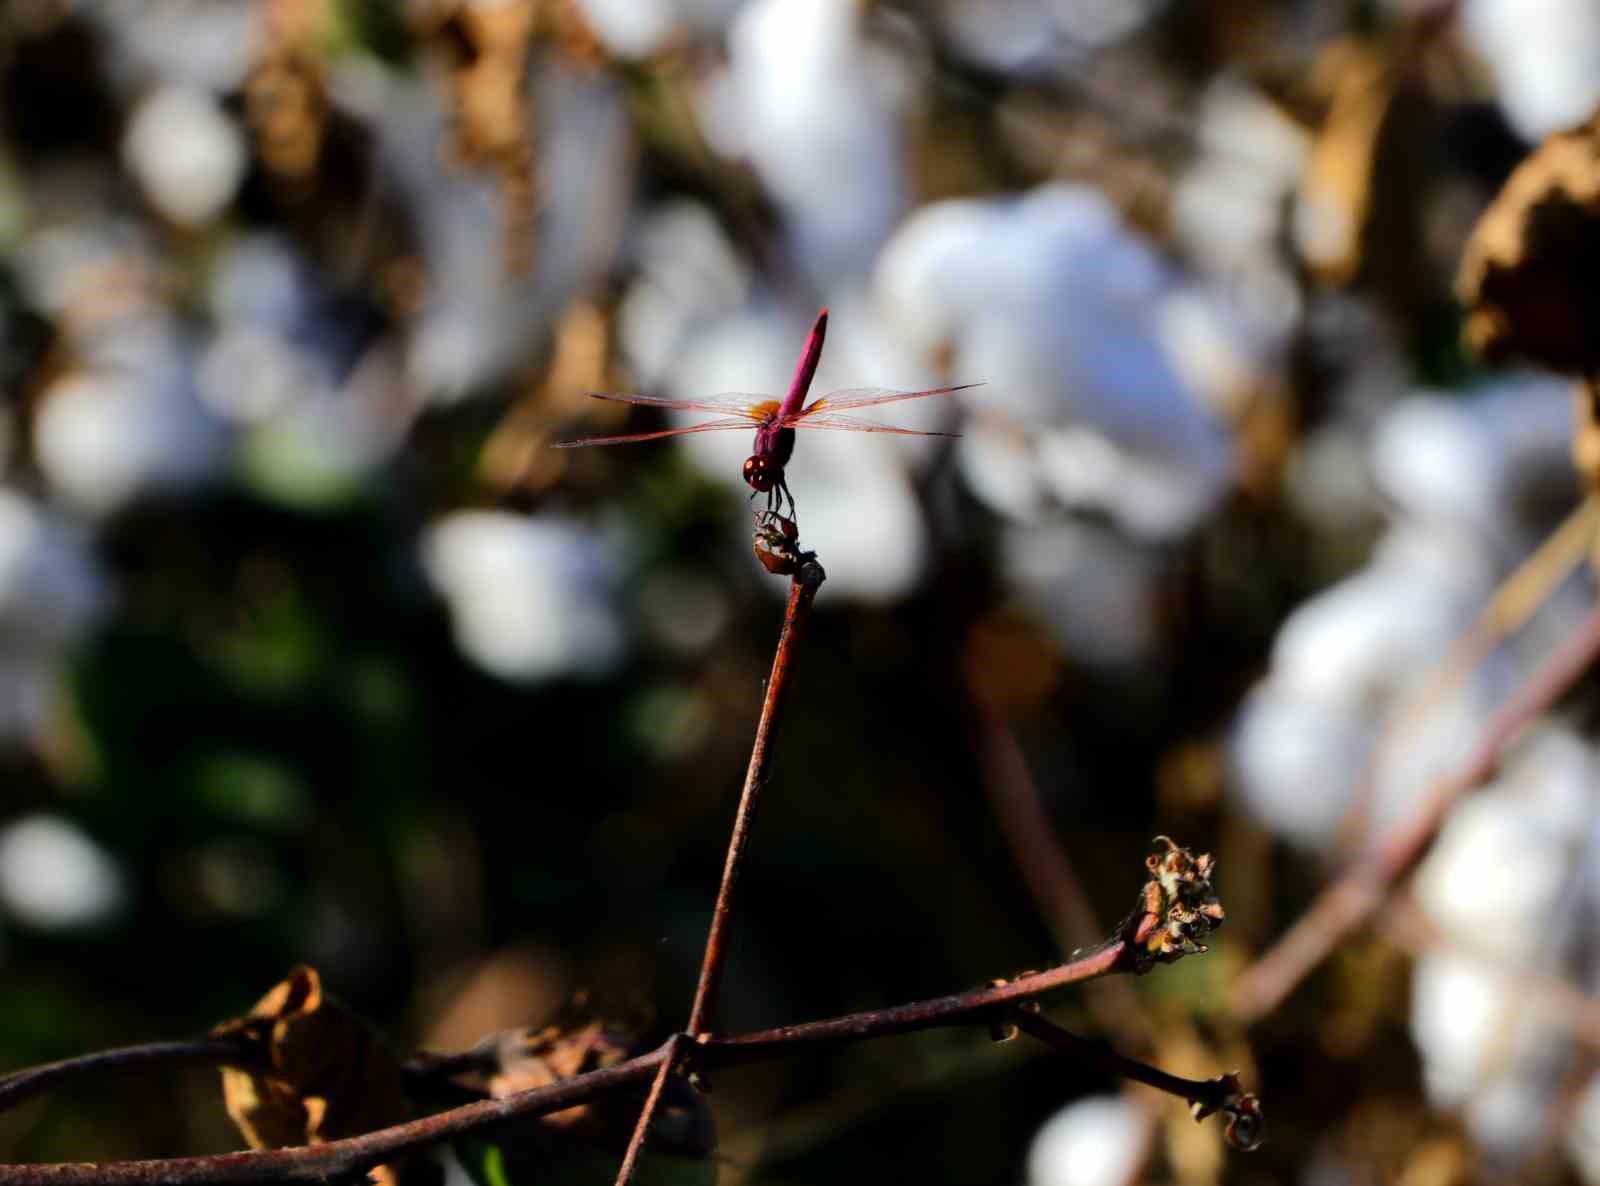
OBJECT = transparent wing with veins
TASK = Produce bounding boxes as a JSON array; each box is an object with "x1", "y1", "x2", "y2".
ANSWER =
[
  {"x1": 784, "y1": 383, "x2": 982, "y2": 434},
  {"x1": 553, "y1": 416, "x2": 756, "y2": 447},
  {"x1": 555, "y1": 383, "x2": 981, "y2": 446},
  {"x1": 578, "y1": 391, "x2": 775, "y2": 416}
]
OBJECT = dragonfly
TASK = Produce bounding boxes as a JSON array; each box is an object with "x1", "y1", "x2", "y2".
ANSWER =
[{"x1": 555, "y1": 308, "x2": 979, "y2": 518}]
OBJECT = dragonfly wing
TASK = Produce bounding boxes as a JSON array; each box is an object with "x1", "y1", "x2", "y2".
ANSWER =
[
  {"x1": 583, "y1": 391, "x2": 774, "y2": 417},
  {"x1": 788, "y1": 412, "x2": 958, "y2": 438},
  {"x1": 554, "y1": 417, "x2": 756, "y2": 447},
  {"x1": 799, "y1": 383, "x2": 983, "y2": 415}
]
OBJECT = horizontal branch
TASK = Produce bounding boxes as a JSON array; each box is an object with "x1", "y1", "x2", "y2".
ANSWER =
[
  {"x1": 0, "y1": 939, "x2": 1130, "y2": 1186},
  {"x1": 0, "y1": 1037, "x2": 256, "y2": 1116}
]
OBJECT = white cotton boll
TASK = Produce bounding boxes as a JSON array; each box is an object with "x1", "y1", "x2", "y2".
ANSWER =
[
  {"x1": 35, "y1": 369, "x2": 222, "y2": 516},
  {"x1": 0, "y1": 655, "x2": 57, "y2": 745},
  {"x1": 1411, "y1": 953, "x2": 1516, "y2": 1108},
  {"x1": 0, "y1": 490, "x2": 105, "y2": 644},
  {"x1": 573, "y1": 0, "x2": 680, "y2": 58},
  {"x1": 1415, "y1": 730, "x2": 1596, "y2": 962},
  {"x1": 931, "y1": 0, "x2": 1055, "y2": 72},
  {"x1": 1172, "y1": 80, "x2": 1309, "y2": 273},
  {"x1": 423, "y1": 512, "x2": 624, "y2": 683},
  {"x1": 208, "y1": 235, "x2": 310, "y2": 331},
  {"x1": 773, "y1": 434, "x2": 928, "y2": 602},
  {"x1": 1038, "y1": 427, "x2": 1226, "y2": 540},
  {"x1": 875, "y1": 185, "x2": 1236, "y2": 537},
  {"x1": 1269, "y1": 531, "x2": 1489, "y2": 710},
  {"x1": 723, "y1": 0, "x2": 907, "y2": 281},
  {"x1": 1001, "y1": 521, "x2": 1161, "y2": 667},
  {"x1": 1412, "y1": 953, "x2": 1571, "y2": 1158},
  {"x1": 1462, "y1": 0, "x2": 1600, "y2": 141},
  {"x1": 1026, "y1": 1094, "x2": 1152, "y2": 1186},
  {"x1": 1287, "y1": 424, "x2": 1379, "y2": 530},
  {"x1": 1227, "y1": 687, "x2": 1372, "y2": 848},
  {"x1": 198, "y1": 329, "x2": 324, "y2": 424},
  {"x1": 1157, "y1": 287, "x2": 1277, "y2": 418},
  {"x1": 93, "y1": 0, "x2": 261, "y2": 92},
  {"x1": 618, "y1": 202, "x2": 753, "y2": 387},
  {"x1": 956, "y1": 423, "x2": 1048, "y2": 523},
  {"x1": 875, "y1": 196, "x2": 1003, "y2": 362},
  {"x1": 1470, "y1": 1075, "x2": 1563, "y2": 1162},
  {"x1": 1568, "y1": 1072, "x2": 1600, "y2": 1185},
  {"x1": 0, "y1": 814, "x2": 125, "y2": 930},
  {"x1": 1371, "y1": 396, "x2": 1505, "y2": 539},
  {"x1": 122, "y1": 85, "x2": 247, "y2": 227},
  {"x1": 16, "y1": 222, "x2": 152, "y2": 322}
]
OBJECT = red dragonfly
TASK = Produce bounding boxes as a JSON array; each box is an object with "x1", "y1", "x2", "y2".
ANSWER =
[{"x1": 556, "y1": 309, "x2": 977, "y2": 517}]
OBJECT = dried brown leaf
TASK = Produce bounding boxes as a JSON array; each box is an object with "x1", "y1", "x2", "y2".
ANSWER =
[
  {"x1": 212, "y1": 966, "x2": 414, "y2": 1180},
  {"x1": 1458, "y1": 107, "x2": 1600, "y2": 374}
]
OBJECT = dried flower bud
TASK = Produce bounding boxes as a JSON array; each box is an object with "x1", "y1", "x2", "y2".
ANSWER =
[{"x1": 1124, "y1": 836, "x2": 1225, "y2": 969}]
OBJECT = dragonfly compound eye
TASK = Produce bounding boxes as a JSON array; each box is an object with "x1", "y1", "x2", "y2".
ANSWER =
[{"x1": 743, "y1": 455, "x2": 778, "y2": 492}]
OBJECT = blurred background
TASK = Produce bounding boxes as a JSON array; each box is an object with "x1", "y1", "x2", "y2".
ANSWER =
[{"x1": 1, "y1": 0, "x2": 1598, "y2": 1182}]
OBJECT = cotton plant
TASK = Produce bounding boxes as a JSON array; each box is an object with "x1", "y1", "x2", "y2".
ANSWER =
[
  {"x1": 421, "y1": 510, "x2": 626, "y2": 684},
  {"x1": 1228, "y1": 378, "x2": 1575, "y2": 852},
  {"x1": 1026, "y1": 1093, "x2": 1155, "y2": 1186},
  {"x1": 370, "y1": 56, "x2": 635, "y2": 401},
  {"x1": 18, "y1": 223, "x2": 228, "y2": 517},
  {"x1": 698, "y1": 0, "x2": 913, "y2": 284},
  {"x1": 1458, "y1": 0, "x2": 1600, "y2": 142},
  {"x1": 0, "y1": 489, "x2": 107, "y2": 747},
  {"x1": 875, "y1": 182, "x2": 1242, "y2": 542},
  {"x1": 1410, "y1": 727, "x2": 1600, "y2": 1161}
]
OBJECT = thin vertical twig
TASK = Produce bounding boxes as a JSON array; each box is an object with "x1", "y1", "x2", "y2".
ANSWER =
[
  {"x1": 609, "y1": 1034, "x2": 682, "y2": 1186},
  {"x1": 614, "y1": 558, "x2": 825, "y2": 1185},
  {"x1": 687, "y1": 560, "x2": 825, "y2": 1036}
]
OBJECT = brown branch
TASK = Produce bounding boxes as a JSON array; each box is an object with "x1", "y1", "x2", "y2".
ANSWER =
[
  {"x1": 1010, "y1": 1011, "x2": 1263, "y2": 1151},
  {"x1": 687, "y1": 559, "x2": 825, "y2": 1035},
  {"x1": 609, "y1": 1035, "x2": 681, "y2": 1186},
  {"x1": 0, "y1": 935, "x2": 1133, "y2": 1186},
  {"x1": 1335, "y1": 495, "x2": 1598, "y2": 855},
  {"x1": 616, "y1": 558, "x2": 824, "y2": 1185},
  {"x1": 0, "y1": 1037, "x2": 257, "y2": 1116},
  {"x1": 0, "y1": 1050, "x2": 671, "y2": 1185},
  {"x1": 1230, "y1": 598, "x2": 1600, "y2": 1023}
]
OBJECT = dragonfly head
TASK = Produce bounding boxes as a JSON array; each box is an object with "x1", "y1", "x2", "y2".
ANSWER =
[{"x1": 743, "y1": 454, "x2": 781, "y2": 492}]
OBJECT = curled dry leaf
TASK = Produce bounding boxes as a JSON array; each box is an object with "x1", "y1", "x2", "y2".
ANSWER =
[
  {"x1": 1457, "y1": 108, "x2": 1600, "y2": 374},
  {"x1": 1124, "y1": 836, "x2": 1225, "y2": 970},
  {"x1": 212, "y1": 966, "x2": 417, "y2": 1184}
]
